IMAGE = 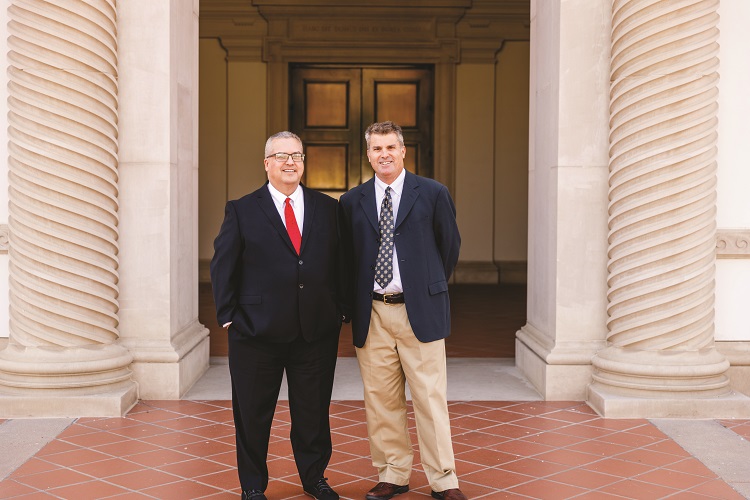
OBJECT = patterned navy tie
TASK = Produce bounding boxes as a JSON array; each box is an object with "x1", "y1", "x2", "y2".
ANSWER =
[{"x1": 375, "y1": 187, "x2": 394, "y2": 289}]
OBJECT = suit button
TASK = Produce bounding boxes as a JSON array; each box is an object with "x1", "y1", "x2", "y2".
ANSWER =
[
  {"x1": 299, "y1": 260, "x2": 303, "y2": 265},
  {"x1": 370, "y1": 265, "x2": 375, "y2": 270},
  {"x1": 299, "y1": 284, "x2": 304, "y2": 289}
]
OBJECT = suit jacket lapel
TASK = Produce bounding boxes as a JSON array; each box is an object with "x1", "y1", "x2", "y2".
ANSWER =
[
  {"x1": 256, "y1": 184, "x2": 297, "y2": 254},
  {"x1": 359, "y1": 178, "x2": 379, "y2": 233},
  {"x1": 300, "y1": 185, "x2": 316, "y2": 254},
  {"x1": 395, "y1": 171, "x2": 419, "y2": 230}
]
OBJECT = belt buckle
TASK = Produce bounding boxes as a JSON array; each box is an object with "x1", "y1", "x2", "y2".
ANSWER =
[{"x1": 382, "y1": 293, "x2": 397, "y2": 306}]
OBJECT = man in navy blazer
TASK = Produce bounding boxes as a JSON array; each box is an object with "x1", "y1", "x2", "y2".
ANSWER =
[
  {"x1": 339, "y1": 121, "x2": 466, "y2": 500},
  {"x1": 210, "y1": 131, "x2": 341, "y2": 500}
]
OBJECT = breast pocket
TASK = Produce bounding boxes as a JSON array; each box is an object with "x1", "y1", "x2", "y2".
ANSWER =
[{"x1": 239, "y1": 295, "x2": 261, "y2": 305}]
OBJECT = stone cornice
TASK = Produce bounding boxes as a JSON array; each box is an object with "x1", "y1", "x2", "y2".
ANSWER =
[
  {"x1": 252, "y1": 0, "x2": 471, "y2": 13},
  {"x1": 200, "y1": 0, "x2": 530, "y2": 63},
  {"x1": 263, "y1": 37, "x2": 460, "y2": 64},
  {"x1": 200, "y1": 0, "x2": 266, "y2": 60},
  {"x1": 456, "y1": 0, "x2": 529, "y2": 62}
]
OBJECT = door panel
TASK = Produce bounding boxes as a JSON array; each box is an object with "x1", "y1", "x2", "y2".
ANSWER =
[
  {"x1": 290, "y1": 65, "x2": 433, "y2": 192},
  {"x1": 290, "y1": 67, "x2": 361, "y2": 191},
  {"x1": 362, "y1": 68, "x2": 433, "y2": 181}
]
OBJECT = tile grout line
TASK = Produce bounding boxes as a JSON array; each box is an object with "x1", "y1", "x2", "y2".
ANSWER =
[{"x1": 2, "y1": 403, "x2": 749, "y2": 499}]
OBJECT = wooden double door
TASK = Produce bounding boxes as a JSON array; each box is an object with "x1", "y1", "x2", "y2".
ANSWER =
[{"x1": 290, "y1": 65, "x2": 434, "y2": 193}]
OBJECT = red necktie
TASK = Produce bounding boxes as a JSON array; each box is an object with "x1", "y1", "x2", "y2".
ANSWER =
[{"x1": 285, "y1": 198, "x2": 302, "y2": 254}]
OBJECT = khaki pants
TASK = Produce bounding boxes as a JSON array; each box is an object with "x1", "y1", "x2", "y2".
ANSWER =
[{"x1": 355, "y1": 300, "x2": 459, "y2": 491}]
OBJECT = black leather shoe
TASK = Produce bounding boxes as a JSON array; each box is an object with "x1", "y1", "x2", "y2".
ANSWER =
[
  {"x1": 304, "y1": 477, "x2": 340, "y2": 500},
  {"x1": 431, "y1": 488, "x2": 468, "y2": 500},
  {"x1": 366, "y1": 482, "x2": 409, "y2": 500},
  {"x1": 242, "y1": 490, "x2": 267, "y2": 500}
]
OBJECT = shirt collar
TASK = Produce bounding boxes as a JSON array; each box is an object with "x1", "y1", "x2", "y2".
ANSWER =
[
  {"x1": 267, "y1": 182, "x2": 303, "y2": 207},
  {"x1": 374, "y1": 168, "x2": 406, "y2": 197}
]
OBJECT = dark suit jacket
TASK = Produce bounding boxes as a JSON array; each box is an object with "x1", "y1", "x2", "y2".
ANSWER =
[
  {"x1": 210, "y1": 183, "x2": 341, "y2": 343},
  {"x1": 339, "y1": 170, "x2": 460, "y2": 348}
]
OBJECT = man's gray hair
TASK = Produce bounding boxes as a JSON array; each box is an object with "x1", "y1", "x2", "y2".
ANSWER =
[{"x1": 265, "y1": 131, "x2": 302, "y2": 157}]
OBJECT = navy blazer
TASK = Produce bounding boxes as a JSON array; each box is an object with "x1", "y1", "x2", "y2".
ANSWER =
[
  {"x1": 339, "y1": 171, "x2": 460, "y2": 347},
  {"x1": 210, "y1": 183, "x2": 342, "y2": 343}
]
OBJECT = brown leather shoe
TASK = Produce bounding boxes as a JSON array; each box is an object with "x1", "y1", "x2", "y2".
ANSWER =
[
  {"x1": 365, "y1": 482, "x2": 409, "y2": 500},
  {"x1": 431, "y1": 488, "x2": 468, "y2": 500}
]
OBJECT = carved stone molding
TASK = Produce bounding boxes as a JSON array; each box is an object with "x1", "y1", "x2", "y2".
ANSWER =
[
  {"x1": 201, "y1": 0, "x2": 531, "y2": 62},
  {"x1": 716, "y1": 229, "x2": 750, "y2": 258},
  {"x1": 590, "y1": 0, "x2": 731, "y2": 405},
  {"x1": 200, "y1": 0, "x2": 267, "y2": 61},
  {"x1": 457, "y1": 0, "x2": 530, "y2": 62}
]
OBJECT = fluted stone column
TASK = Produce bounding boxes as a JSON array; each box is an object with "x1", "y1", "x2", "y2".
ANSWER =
[
  {"x1": 589, "y1": 0, "x2": 750, "y2": 417},
  {"x1": 0, "y1": 0, "x2": 137, "y2": 417}
]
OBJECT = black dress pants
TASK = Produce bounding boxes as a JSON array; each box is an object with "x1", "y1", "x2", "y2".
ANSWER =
[{"x1": 228, "y1": 332, "x2": 339, "y2": 492}]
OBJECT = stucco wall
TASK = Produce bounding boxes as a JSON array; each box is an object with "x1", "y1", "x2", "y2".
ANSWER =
[
  {"x1": 198, "y1": 45, "x2": 267, "y2": 273},
  {"x1": 715, "y1": 1, "x2": 750, "y2": 342},
  {"x1": 494, "y1": 41, "x2": 530, "y2": 266}
]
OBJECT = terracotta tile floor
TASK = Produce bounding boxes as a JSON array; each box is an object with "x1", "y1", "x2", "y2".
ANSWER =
[
  {"x1": 2, "y1": 285, "x2": 748, "y2": 498},
  {"x1": 1, "y1": 400, "x2": 747, "y2": 499}
]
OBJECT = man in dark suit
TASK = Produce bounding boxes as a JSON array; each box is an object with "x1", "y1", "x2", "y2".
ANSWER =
[
  {"x1": 339, "y1": 121, "x2": 466, "y2": 500},
  {"x1": 210, "y1": 131, "x2": 341, "y2": 500}
]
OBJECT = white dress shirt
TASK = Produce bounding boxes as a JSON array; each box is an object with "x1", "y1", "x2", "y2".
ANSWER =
[
  {"x1": 267, "y1": 182, "x2": 304, "y2": 234},
  {"x1": 373, "y1": 168, "x2": 406, "y2": 294}
]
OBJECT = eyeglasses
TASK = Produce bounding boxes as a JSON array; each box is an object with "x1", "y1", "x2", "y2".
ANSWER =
[{"x1": 265, "y1": 152, "x2": 305, "y2": 162}]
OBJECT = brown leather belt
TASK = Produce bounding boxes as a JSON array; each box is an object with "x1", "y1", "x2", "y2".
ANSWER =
[{"x1": 372, "y1": 291, "x2": 405, "y2": 305}]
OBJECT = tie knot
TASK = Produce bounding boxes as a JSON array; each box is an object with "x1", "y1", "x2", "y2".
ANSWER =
[{"x1": 286, "y1": 197, "x2": 292, "y2": 206}]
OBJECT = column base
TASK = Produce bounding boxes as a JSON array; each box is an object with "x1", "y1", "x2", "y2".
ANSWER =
[
  {"x1": 0, "y1": 343, "x2": 138, "y2": 417},
  {"x1": 0, "y1": 384, "x2": 138, "y2": 418},
  {"x1": 588, "y1": 383, "x2": 750, "y2": 418},
  {"x1": 126, "y1": 321, "x2": 210, "y2": 399},
  {"x1": 515, "y1": 331, "x2": 598, "y2": 400}
]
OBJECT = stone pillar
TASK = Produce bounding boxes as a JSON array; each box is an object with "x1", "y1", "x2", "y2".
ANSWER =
[
  {"x1": 116, "y1": 0, "x2": 209, "y2": 399},
  {"x1": 515, "y1": 0, "x2": 611, "y2": 400},
  {"x1": 0, "y1": 0, "x2": 137, "y2": 417},
  {"x1": 589, "y1": 0, "x2": 750, "y2": 417}
]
